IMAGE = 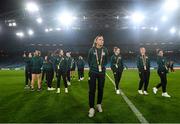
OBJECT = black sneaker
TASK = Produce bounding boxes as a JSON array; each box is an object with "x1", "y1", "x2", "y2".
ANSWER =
[{"x1": 31, "y1": 88, "x2": 35, "y2": 91}]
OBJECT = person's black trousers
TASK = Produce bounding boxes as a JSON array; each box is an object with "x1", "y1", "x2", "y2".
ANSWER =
[
  {"x1": 67, "y1": 70, "x2": 71, "y2": 82},
  {"x1": 45, "y1": 70, "x2": 54, "y2": 88},
  {"x1": 156, "y1": 71, "x2": 167, "y2": 93},
  {"x1": 170, "y1": 67, "x2": 174, "y2": 72},
  {"x1": 88, "y1": 72, "x2": 105, "y2": 108},
  {"x1": 78, "y1": 68, "x2": 84, "y2": 79},
  {"x1": 57, "y1": 70, "x2": 67, "y2": 88},
  {"x1": 138, "y1": 70, "x2": 150, "y2": 91},
  {"x1": 25, "y1": 68, "x2": 32, "y2": 85},
  {"x1": 41, "y1": 70, "x2": 46, "y2": 83},
  {"x1": 113, "y1": 70, "x2": 123, "y2": 89}
]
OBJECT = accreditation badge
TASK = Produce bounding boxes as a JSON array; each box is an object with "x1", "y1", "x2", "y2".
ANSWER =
[
  {"x1": 144, "y1": 66, "x2": 147, "y2": 70},
  {"x1": 115, "y1": 64, "x2": 118, "y2": 68},
  {"x1": 98, "y1": 65, "x2": 102, "y2": 72}
]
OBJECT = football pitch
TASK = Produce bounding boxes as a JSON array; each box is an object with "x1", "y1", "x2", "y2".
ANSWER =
[{"x1": 0, "y1": 69, "x2": 180, "y2": 123}]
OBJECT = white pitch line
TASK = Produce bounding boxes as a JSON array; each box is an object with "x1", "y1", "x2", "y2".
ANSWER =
[{"x1": 106, "y1": 73, "x2": 149, "y2": 124}]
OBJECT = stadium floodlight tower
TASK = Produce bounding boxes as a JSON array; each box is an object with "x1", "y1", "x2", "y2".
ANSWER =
[
  {"x1": 16, "y1": 32, "x2": 24, "y2": 38},
  {"x1": 163, "y1": 0, "x2": 179, "y2": 11},
  {"x1": 161, "y1": 16, "x2": 168, "y2": 22},
  {"x1": 28, "y1": 29, "x2": 34, "y2": 36},
  {"x1": 36, "y1": 17, "x2": 42, "y2": 24},
  {"x1": 170, "y1": 27, "x2": 176, "y2": 34},
  {"x1": 154, "y1": 27, "x2": 158, "y2": 32},
  {"x1": 131, "y1": 11, "x2": 145, "y2": 24},
  {"x1": 25, "y1": 2, "x2": 39, "y2": 13},
  {"x1": 58, "y1": 11, "x2": 77, "y2": 27}
]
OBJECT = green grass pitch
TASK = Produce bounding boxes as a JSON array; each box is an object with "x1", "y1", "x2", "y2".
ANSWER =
[{"x1": 0, "y1": 69, "x2": 180, "y2": 123}]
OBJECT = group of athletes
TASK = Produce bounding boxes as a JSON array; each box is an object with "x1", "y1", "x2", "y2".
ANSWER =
[{"x1": 23, "y1": 35, "x2": 174, "y2": 118}]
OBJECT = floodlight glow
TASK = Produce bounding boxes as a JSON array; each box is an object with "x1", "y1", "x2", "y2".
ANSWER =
[
  {"x1": 58, "y1": 11, "x2": 76, "y2": 26},
  {"x1": 170, "y1": 27, "x2": 176, "y2": 34},
  {"x1": 28, "y1": 29, "x2": 34, "y2": 35},
  {"x1": 154, "y1": 27, "x2": 158, "y2": 31},
  {"x1": 141, "y1": 27, "x2": 146, "y2": 30},
  {"x1": 151, "y1": 27, "x2": 158, "y2": 31},
  {"x1": 161, "y1": 16, "x2": 168, "y2": 22},
  {"x1": 16, "y1": 32, "x2": 24, "y2": 37},
  {"x1": 12, "y1": 22, "x2": 16, "y2": 26},
  {"x1": 25, "y1": 2, "x2": 39, "y2": 12},
  {"x1": 36, "y1": 17, "x2": 42, "y2": 23},
  {"x1": 163, "y1": 0, "x2": 178, "y2": 11},
  {"x1": 9, "y1": 23, "x2": 12, "y2": 27},
  {"x1": 49, "y1": 28, "x2": 53, "y2": 31},
  {"x1": 131, "y1": 12, "x2": 145, "y2": 24},
  {"x1": 56, "y1": 28, "x2": 61, "y2": 31},
  {"x1": 45, "y1": 28, "x2": 49, "y2": 32},
  {"x1": 150, "y1": 27, "x2": 154, "y2": 30}
]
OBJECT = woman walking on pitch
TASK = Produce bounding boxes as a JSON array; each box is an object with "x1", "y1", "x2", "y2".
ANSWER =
[
  {"x1": 87, "y1": 35, "x2": 108, "y2": 118},
  {"x1": 31, "y1": 50, "x2": 43, "y2": 91},
  {"x1": 77, "y1": 56, "x2": 85, "y2": 81},
  {"x1": 137, "y1": 47, "x2": 150, "y2": 95},
  {"x1": 23, "y1": 52, "x2": 32, "y2": 89},
  {"x1": 42, "y1": 56, "x2": 55, "y2": 91},
  {"x1": 153, "y1": 50, "x2": 171, "y2": 98},
  {"x1": 110, "y1": 47, "x2": 124, "y2": 95},
  {"x1": 55, "y1": 49, "x2": 68, "y2": 94},
  {"x1": 66, "y1": 52, "x2": 74, "y2": 85}
]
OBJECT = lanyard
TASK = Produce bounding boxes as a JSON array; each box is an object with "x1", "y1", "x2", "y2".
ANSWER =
[
  {"x1": 70, "y1": 58, "x2": 74, "y2": 68},
  {"x1": 58, "y1": 57, "x2": 63, "y2": 69},
  {"x1": 116, "y1": 56, "x2": 120, "y2": 65},
  {"x1": 142, "y1": 55, "x2": 146, "y2": 67},
  {"x1": 95, "y1": 48, "x2": 103, "y2": 66}
]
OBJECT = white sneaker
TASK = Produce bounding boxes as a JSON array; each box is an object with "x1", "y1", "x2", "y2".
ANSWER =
[
  {"x1": 78, "y1": 79, "x2": 81, "y2": 81},
  {"x1": 67, "y1": 82, "x2": 71, "y2": 86},
  {"x1": 65, "y1": 88, "x2": 68, "y2": 93},
  {"x1": 138, "y1": 90, "x2": 144, "y2": 95},
  {"x1": 116, "y1": 89, "x2": 120, "y2": 95},
  {"x1": 88, "y1": 108, "x2": 95, "y2": 118},
  {"x1": 24, "y1": 85, "x2": 30, "y2": 89},
  {"x1": 47, "y1": 87, "x2": 51, "y2": 91},
  {"x1": 50, "y1": 87, "x2": 55, "y2": 90},
  {"x1": 144, "y1": 91, "x2": 149, "y2": 95},
  {"x1": 56, "y1": 88, "x2": 60, "y2": 93},
  {"x1": 96, "y1": 104, "x2": 103, "y2": 112},
  {"x1": 153, "y1": 87, "x2": 158, "y2": 94},
  {"x1": 162, "y1": 92, "x2": 171, "y2": 98},
  {"x1": 81, "y1": 77, "x2": 84, "y2": 80}
]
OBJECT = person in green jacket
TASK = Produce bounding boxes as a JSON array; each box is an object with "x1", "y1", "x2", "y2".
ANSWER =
[
  {"x1": 31, "y1": 50, "x2": 43, "y2": 91},
  {"x1": 77, "y1": 56, "x2": 85, "y2": 81},
  {"x1": 55, "y1": 49, "x2": 68, "y2": 94},
  {"x1": 153, "y1": 50, "x2": 171, "y2": 98},
  {"x1": 110, "y1": 47, "x2": 124, "y2": 95},
  {"x1": 23, "y1": 52, "x2": 32, "y2": 89},
  {"x1": 87, "y1": 35, "x2": 108, "y2": 118},
  {"x1": 66, "y1": 52, "x2": 73, "y2": 85},
  {"x1": 136, "y1": 47, "x2": 150, "y2": 95},
  {"x1": 42, "y1": 56, "x2": 55, "y2": 91}
]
